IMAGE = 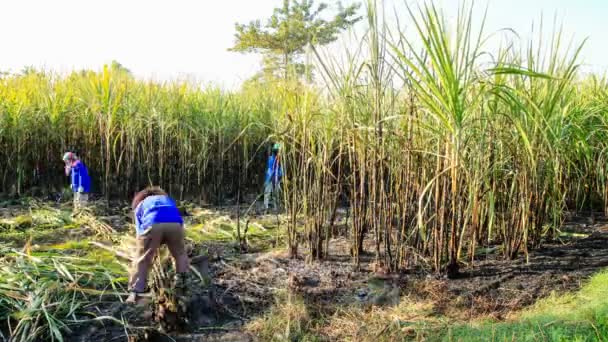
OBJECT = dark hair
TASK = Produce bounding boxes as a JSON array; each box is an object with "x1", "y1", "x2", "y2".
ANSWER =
[{"x1": 132, "y1": 186, "x2": 167, "y2": 211}]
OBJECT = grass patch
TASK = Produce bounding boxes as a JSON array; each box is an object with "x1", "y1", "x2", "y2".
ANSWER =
[
  {"x1": 444, "y1": 269, "x2": 608, "y2": 341},
  {"x1": 248, "y1": 270, "x2": 608, "y2": 341},
  {"x1": 244, "y1": 291, "x2": 438, "y2": 341},
  {"x1": 185, "y1": 217, "x2": 282, "y2": 251},
  {"x1": 49, "y1": 239, "x2": 92, "y2": 251},
  {"x1": 1, "y1": 229, "x2": 66, "y2": 246},
  {"x1": 245, "y1": 290, "x2": 320, "y2": 341},
  {"x1": 83, "y1": 248, "x2": 129, "y2": 278},
  {"x1": 319, "y1": 296, "x2": 438, "y2": 341},
  {"x1": 0, "y1": 223, "x2": 84, "y2": 247},
  {"x1": 0, "y1": 245, "x2": 126, "y2": 341},
  {"x1": 559, "y1": 231, "x2": 590, "y2": 239},
  {"x1": 0, "y1": 207, "x2": 78, "y2": 246}
]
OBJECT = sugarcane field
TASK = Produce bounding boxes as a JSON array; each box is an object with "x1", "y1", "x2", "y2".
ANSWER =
[{"x1": 1, "y1": 0, "x2": 608, "y2": 341}]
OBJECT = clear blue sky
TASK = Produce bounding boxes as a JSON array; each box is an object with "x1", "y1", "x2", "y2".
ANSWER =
[{"x1": 0, "y1": 0, "x2": 606, "y2": 88}]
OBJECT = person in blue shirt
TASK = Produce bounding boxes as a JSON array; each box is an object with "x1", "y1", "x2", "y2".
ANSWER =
[
  {"x1": 264, "y1": 143, "x2": 283, "y2": 213},
  {"x1": 127, "y1": 186, "x2": 190, "y2": 304},
  {"x1": 62, "y1": 151, "x2": 91, "y2": 209}
]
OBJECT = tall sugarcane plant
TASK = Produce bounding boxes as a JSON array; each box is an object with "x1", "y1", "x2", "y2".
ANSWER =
[{"x1": 0, "y1": 0, "x2": 606, "y2": 277}]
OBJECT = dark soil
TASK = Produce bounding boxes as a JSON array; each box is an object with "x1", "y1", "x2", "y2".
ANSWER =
[
  {"x1": 430, "y1": 215, "x2": 608, "y2": 320},
  {"x1": 194, "y1": 213, "x2": 608, "y2": 339}
]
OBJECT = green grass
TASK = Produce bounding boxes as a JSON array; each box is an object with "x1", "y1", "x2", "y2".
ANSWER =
[
  {"x1": 0, "y1": 225, "x2": 79, "y2": 246},
  {"x1": 185, "y1": 217, "x2": 282, "y2": 250},
  {"x1": 444, "y1": 270, "x2": 608, "y2": 341},
  {"x1": 245, "y1": 290, "x2": 323, "y2": 341},
  {"x1": 83, "y1": 249, "x2": 129, "y2": 279},
  {"x1": 559, "y1": 232, "x2": 590, "y2": 239},
  {"x1": 0, "y1": 207, "x2": 78, "y2": 245},
  {"x1": 0, "y1": 246, "x2": 127, "y2": 342},
  {"x1": 49, "y1": 240, "x2": 92, "y2": 251}
]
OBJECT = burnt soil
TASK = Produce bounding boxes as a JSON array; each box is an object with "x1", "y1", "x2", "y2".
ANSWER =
[
  {"x1": 205, "y1": 216, "x2": 607, "y2": 341},
  {"x1": 430, "y1": 215, "x2": 608, "y2": 320}
]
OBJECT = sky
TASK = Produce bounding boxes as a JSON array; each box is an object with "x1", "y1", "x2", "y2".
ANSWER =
[{"x1": 0, "y1": 0, "x2": 606, "y2": 88}]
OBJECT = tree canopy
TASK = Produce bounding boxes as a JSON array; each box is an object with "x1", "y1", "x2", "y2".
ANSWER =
[{"x1": 230, "y1": 0, "x2": 361, "y2": 81}]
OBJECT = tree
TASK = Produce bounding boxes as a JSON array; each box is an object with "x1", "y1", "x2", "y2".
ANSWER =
[
  {"x1": 110, "y1": 60, "x2": 132, "y2": 77},
  {"x1": 230, "y1": 0, "x2": 361, "y2": 81},
  {"x1": 20, "y1": 66, "x2": 40, "y2": 76}
]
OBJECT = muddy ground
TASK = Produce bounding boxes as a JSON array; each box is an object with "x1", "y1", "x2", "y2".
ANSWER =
[{"x1": 2, "y1": 199, "x2": 608, "y2": 341}]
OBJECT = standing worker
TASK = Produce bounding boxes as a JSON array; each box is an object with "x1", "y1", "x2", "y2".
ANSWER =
[
  {"x1": 264, "y1": 143, "x2": 283, "y2": 214},
  {"x1": 62, "y1": 151, "x2": 91, "y2": 209},
  {"x1": 127, "y1": 186, "x2": 190, "y2": 304}
]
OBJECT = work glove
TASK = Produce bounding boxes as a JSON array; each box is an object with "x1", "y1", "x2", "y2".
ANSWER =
[{"x1": 77, "y1": 186, "x2": 84, "y2": 193}]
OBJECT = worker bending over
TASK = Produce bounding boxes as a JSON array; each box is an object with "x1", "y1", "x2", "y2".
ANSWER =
[{"x1": 127, "y1": 186, "x2": 190, "y2": 303}]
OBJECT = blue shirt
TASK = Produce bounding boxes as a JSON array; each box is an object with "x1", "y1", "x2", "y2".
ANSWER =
[
  {"x1": 264, "y1": 154, "x2": 283, "y2": 184},
  {"x1": 69, "y1": 160, "x2": 91, "y2": 193},
  {"x1": 134, "y1": 195, "x2": 183, "y2": 236}
]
